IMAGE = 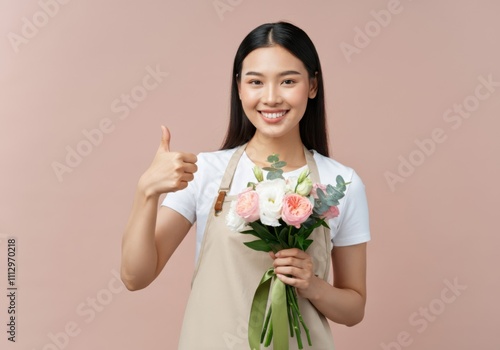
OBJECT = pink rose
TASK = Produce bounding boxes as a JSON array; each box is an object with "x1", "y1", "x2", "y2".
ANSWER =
[
  {"x1": 236, "y1": 188, "x2": 260, "y2": 222},
  {"x1": 281, "y1": 193, "x2": 313, "y2": 228},
  {"x1": 310, "y1": 183, "x2": 327, "y2": 199},
  {"x1": 320, "y1": 205, "x2": 340, "y2": 220}
]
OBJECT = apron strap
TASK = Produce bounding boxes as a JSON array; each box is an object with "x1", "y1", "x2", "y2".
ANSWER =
[
  {"x1": 214, "y1": 144, "x2": 247, "y2": 215},
  {"x1": 303, "y1": 146, "x2": 320, "y2": 184},
  {"x1": 219, "y1": 144, "x2": 247, "y2": 191}
]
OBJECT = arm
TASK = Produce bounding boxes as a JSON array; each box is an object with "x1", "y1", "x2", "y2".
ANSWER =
[
  {"x1": 120, "y1": 126, "x2": 197, "y2": 291},
  {"x1": 272, "y1": 243, "x2": 367, "y2": 326}
]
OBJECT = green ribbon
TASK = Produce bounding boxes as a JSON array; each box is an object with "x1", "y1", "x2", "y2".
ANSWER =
[
  {"x1": 271, "y1": 277, "x2": 288, "y2": 349},
  {"x1": 248, "y1": 268, "x2": 289, "y2": 350}
]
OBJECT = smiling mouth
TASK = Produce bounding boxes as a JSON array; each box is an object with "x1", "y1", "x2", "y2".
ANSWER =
[{"x1": 259, "y1": 110, "x2": 288, "y2": 119}]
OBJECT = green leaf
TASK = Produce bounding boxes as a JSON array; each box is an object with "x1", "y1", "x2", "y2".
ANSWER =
[
  {"x1": 246, "y1": 182, "x2": 256, "y2": 189},
  {"x1": 240, "y1": 229, "x2": 261, "y2": 238},
  {"x1": 278, "y1": 227, "x2": 289, "y2": 247},
  {"x1": 336, "y1": 175, "x2": 346, "y2": 186},
  {"x1": 267, "y1": 154, "x2": 279, "y2": 163},
  {"x1": 302, "y1": 239, "x2": 314, "y2": 251},
  {"x1": 267, "y1": 170, "x2": 283, "y2": 180},
  {"x1": 249, "y1": 221, "x2": 278, "y2": 243},
  {"x1": 296, "y1": 235, "x2": 305, "y2": 250},
  {"x1": 262, "y1": 167, "x2": 276, "y2": 172},
  {"x1": 244, "y1": 240, "x2": 272, "y2": 252},
  {"x1": 273, "y1": 161, "x2": 287, "y2": 168}
]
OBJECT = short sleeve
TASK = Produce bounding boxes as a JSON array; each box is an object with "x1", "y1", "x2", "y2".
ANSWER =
[
  {"x1": 160, "y1": 173, "x2": 198, "y2": 225},
  {"x1": 330, "y1": 170, "x2": 371, "y2": 246}
]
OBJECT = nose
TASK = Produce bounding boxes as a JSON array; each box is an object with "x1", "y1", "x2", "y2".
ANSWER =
[{"x1": 262, "y1": 84, "x2": 282, "y2": 105}]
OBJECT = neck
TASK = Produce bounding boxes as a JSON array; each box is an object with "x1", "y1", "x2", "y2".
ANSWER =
[{"x1": 246, "y1": 131, "x2": 306, "y2": 171}]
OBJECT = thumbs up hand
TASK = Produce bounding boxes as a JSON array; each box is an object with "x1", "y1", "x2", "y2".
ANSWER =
[{"x1": 139, "y1": 126, "x2": 198, "y2": 198}]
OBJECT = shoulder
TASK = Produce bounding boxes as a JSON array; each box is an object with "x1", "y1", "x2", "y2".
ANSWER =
[
  {"x1": 312, "y1": 151, "x2": 357, "y2": 182},
  {"x1": 312, "y1": 151, "x2": 366, "y2": 197}
]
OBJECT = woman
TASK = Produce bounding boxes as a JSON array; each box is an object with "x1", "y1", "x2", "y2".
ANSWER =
[{"x1": 121, "y1": 22, "x2": 370, "y2": 349}]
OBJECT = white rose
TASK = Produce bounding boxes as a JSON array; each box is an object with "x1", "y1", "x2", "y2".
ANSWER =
[
  {"x1": 255, "y1": 178, "x2": 286, "y2": 226},
  {"x1": 226, "y1": 200, "x2": 247, "y2": 232}
]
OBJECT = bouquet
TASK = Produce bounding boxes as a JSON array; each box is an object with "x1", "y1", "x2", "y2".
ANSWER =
[{"x1": 226, "y1": 154, "x2": 350, "y2": 350}]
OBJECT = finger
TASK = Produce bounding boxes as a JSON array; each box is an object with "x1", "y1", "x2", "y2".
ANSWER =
[
  {"x1": 276, "y1": 248, "x2": 306, "y2": 258},
  {"x1": 273, "y1": 257, "x2": 302, "y2": 269},
  {"x1": 181, "y1": 172, "x2": 195, "y2": 182},
  {"x1": 160, "y1": 125, "x2": 170, "y2": 152},
  {"x1": 182, "y1": 152, "x2": 198, "y2": 164},
  {"x1": 276, "y1": 273, "x2": 300, "y2": 287},
  {"x1": 182, "y1": 163, "x2": 198, "y2": 175}
]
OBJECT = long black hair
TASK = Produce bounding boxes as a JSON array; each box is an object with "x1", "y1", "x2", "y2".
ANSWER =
[{"x1": 220, "y1": 21, "x2": 329, "y2": 157}]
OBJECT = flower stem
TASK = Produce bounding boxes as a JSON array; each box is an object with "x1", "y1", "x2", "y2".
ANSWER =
[
  {"x1": 286, "y1": 292, "x2": 294, "y2": 338},
  {"x1": 287, "y1": 286, "x2": 303, "y2": 349},
  {"x1": 290, "y1": 288, "x2": 312, "y2": 346}
]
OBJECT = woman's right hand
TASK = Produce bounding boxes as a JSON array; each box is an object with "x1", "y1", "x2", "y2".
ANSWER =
[{"x1": 138, "y1": 125, "x2": 198, "y2": 198}]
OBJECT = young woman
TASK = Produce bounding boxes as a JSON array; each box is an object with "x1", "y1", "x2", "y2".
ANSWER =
[{"x1": 121, "y1": 22, "x2": 370, "y2": 349}]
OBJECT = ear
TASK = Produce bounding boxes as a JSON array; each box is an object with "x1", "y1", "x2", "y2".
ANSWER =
[{"x1": 308, "y1": 72, "x2": 318, "y2": 99}]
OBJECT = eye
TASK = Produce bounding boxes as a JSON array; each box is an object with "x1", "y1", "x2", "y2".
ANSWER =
[
  {"x1": 248, "y1": 80, "x2": 263, "y2": 85},
  {"x1": 282, "y1": 79, "x2": 295, "y2": 85}
]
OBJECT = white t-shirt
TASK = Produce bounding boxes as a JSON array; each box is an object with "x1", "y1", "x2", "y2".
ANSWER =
[{"x1": 161, "y1": 148, "x2": 371, "y2": 262}]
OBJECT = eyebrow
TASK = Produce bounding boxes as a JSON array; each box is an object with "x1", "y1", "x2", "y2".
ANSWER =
[{"x1": 244, "y1": 70, "x2": 302, "y2": 77}]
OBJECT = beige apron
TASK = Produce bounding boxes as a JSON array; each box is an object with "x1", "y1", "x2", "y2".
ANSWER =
[{"x1": 178, "y1": 145, "x2": 335, "y2": 350}]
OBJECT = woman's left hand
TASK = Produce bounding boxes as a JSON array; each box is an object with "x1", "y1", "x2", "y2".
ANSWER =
[{"x1": 270, "y1": 248, "x2": 319, "y2": 300}]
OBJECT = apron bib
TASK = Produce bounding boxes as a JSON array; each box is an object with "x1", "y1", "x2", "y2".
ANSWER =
[{"x1": 178, "y1": 145, "x2": 335, "y2": 349}]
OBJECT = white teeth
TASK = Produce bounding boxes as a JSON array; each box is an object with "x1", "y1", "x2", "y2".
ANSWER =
[{"x1": 261, "y1": 111, "x2": 287, "y2": 119}]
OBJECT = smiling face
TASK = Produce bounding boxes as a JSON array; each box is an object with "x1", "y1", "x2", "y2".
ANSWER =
[{"x1": 237, "y1": 45, "x2": 318, "y2": 142}]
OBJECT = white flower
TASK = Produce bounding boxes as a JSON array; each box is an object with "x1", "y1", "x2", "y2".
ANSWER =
[
  {"x1": 226, "y1": 200, "x2": 247, "y2": 232},
  {"x1": 255, "y1": 178, "x2": 286, "y2": 226}
]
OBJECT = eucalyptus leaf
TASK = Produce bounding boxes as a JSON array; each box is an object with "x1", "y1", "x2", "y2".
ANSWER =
[
  {"x1": 336, "y1": 175, "x2": 346, "y2": 186},
  {"x1": 267, "y1": 154, "x2": 279, "y2": 162},
  {"x1": 267, "y1": 170, "x2": 284, "y2": 180},
  {"x1": 273, "y1": 161, "x2": 287, "y2": 168}
]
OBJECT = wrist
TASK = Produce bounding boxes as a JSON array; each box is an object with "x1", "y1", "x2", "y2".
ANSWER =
[
  {"x1": 137, "y1": 174, "x2": 161, "y2": 201},
  {"x1": 304, "y1": 275, "x2": 326, "y2": 302}
]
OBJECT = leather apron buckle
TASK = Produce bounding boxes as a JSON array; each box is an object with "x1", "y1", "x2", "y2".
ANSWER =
[{"x1": 214, "y1": 190, "x2": 227, "y2": 216}]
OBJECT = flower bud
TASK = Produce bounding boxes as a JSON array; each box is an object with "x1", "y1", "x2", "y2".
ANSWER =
[
  {"x1": 296, "y1": 177, "x2": 313, "y2": 196},
  {"x1": 253, "y1": 165, "x2": 264, "y2": 182},
  {"x1": 297, "y1": 167, "x2": 309, "y2": 184}
]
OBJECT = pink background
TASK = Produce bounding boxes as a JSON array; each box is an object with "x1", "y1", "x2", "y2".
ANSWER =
[{"x1": 1, "y1": 1, "x2": 499, "y2": 349}]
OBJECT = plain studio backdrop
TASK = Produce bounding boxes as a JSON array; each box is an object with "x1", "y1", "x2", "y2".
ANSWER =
[{"x1": 1, "y1": 1, "x2": 499, "y2": 349}]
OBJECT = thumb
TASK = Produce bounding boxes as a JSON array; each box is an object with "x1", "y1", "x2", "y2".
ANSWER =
[{"x1": 160, "y1": 125, "x2": 170, "y2": 152}]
